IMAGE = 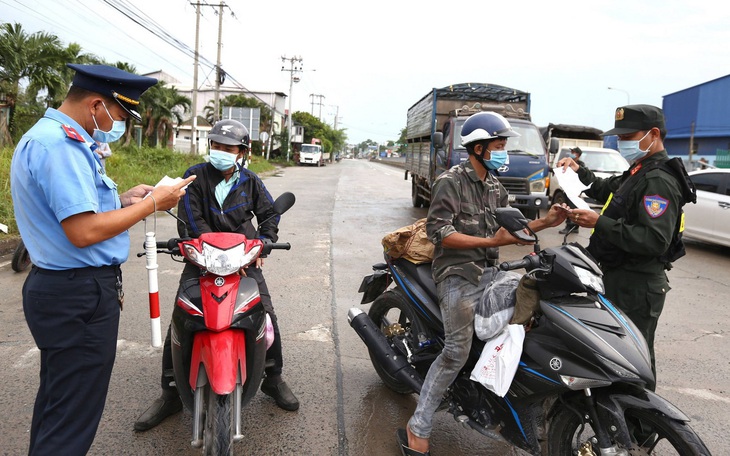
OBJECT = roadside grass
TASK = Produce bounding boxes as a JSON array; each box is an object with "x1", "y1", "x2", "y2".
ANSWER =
[{"x1": 0, "y1": 145, "x2": 279, "y2": 238}]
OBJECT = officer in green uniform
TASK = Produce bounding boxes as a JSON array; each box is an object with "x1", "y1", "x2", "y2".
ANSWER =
[{"x1": 556, "y1": 105, "x2": 695, "y2": 390}]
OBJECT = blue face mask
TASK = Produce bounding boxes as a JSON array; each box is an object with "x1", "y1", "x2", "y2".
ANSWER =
[
  {"x1": 482, "y1": 150, "x2": 507, "y2": 170},
  {"x1": 617, "y1": 130, "x2": 654, "y2": 164},
  {"x1": 92, "y1": 102, "x2": 126, "y2": 143},
  {"x1": 209, "y1": 149, "x2": 239, "y2": 171}
]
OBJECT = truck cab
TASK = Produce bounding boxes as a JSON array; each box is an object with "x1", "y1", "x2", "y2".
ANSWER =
[
  {"x1": 299, "y1": 143, "x2": 324, "y2": 166},
  {"x1": 433, "y1": 116, "x2": 549, "y2": 219}
]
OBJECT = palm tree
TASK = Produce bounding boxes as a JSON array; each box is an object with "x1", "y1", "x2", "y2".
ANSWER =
[
  {"x1": 0, "y1": 23, "x2": 66, "y2": 134},
  {"x1": 140, "y1": 81, "x2": 191, "y2": 148}
]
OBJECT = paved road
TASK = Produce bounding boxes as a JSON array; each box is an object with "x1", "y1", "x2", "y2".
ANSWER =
[{"x1": 0, "y1": 158, "x2": 728, "y2": 455}]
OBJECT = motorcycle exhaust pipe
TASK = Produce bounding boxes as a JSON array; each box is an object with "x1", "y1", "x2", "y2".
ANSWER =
[{"x1": 348, "y1": 308, "x2": 424, "y2": 394}]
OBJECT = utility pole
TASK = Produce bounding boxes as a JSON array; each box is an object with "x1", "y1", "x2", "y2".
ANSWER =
[
  {"x1": 281, "y1": 55, "x2": 303, "y2": 162},
  {"x1": 309, "y1": 93, "x2": 325, "y2": 120},
  {"x1": 189, "y1": 2, "x2": 201, "y2": 154},
  {"x1": 189, "y1": 2, "x2": 233, "y2": 151},
  {"x1": 689, "y1": 121, "x2": 696, "y2": 168},
  {"x1": 331, "y1": 105, "x2": 339, "y2": 163},
  {"x1": 213, "y1": 2, "x2": 225, "y2": 123}
]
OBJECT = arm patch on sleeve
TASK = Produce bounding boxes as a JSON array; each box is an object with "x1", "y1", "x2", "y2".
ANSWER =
[{"x1": 644, "y1": 195, "x2": 669, "y2": 218}]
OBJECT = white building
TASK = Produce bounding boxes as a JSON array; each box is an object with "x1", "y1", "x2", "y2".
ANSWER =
[{"x1": 143, "y1": 70, "x2": 288, "y2": 155}]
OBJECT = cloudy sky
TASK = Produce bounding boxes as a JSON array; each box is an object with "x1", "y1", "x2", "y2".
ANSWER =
[{"x1": 4, "y1": 0, "x2": 730, "y2": 144}]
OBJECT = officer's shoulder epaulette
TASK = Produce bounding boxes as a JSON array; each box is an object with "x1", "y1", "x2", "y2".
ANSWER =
[{"x1": 61, "y1": 124, "x2": 85, "y2": 142}]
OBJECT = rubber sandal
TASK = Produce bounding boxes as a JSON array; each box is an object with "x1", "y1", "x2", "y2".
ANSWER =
[{"x1": 396, "y1": 428, "x2": 431, "y2": 456}]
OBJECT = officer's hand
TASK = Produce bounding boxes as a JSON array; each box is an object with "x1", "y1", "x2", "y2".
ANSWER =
[
  {"x1": 570, "y1": 209, "x2": 598, "y2": 228},
  {"x1": 149, "y1": 175, "x2": 196, "y2": 212},
  {"x1": 556, "y1": 157, "x2": 579, "y2": 173},
  {"x1": 120, "y1": 184, "x2": 154, "y2": 207}
]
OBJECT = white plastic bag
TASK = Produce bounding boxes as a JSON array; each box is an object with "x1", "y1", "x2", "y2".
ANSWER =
[
  {"x1": 474, "y1": 270, "x2": 521, "y2": 341},
  {"x1": 470, "y1": 324, "x2": 526, "y2": 397},
  {"x1": 265, "y1": 314, "x2": 275, "y2": 350}
]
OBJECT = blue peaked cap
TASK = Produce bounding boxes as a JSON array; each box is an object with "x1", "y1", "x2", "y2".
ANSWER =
[{"x1": 67, "y1": 63, "x2": 158, "y2": 122}]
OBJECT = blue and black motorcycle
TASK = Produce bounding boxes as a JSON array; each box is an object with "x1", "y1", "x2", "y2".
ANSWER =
[{"x1": 349, "y1": 207, "x2": 710, "y2": 455}]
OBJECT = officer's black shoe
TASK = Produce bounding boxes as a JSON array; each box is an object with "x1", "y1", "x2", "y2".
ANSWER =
[
  {"x1": 559, "y1": 226, "x2": 578, "y2": 234},
  {"x1": 261, "y1": 376, "x2": 299, "y2": 411},
  {"x1": 134, "y1": 389, "x2": 183, "y2": 432}
]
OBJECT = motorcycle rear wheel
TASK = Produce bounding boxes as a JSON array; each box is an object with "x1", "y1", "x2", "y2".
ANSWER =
[
  {"x1": 203, "y1": 387, "x2": 235, "y2": 456},
  {"x1": 368, "y1": 289, "x2": 428, "y2": 394},
  {"x1": 11, "y1": 239, "x2": 31, "y2": 273},
  {"x1": 548, "y1": 405, "x2": 711, "y2": 455}
]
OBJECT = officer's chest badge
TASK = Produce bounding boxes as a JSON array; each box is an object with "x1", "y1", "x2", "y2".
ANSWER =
[{"x1": 644, "y1": 195, "x2": 669, "y2": 218}]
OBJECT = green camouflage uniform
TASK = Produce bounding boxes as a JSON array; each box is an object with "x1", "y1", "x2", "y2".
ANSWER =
[
  {"x1": 579, "y1": 150, "x2": 683, "y2": 388},
  {"x1": 427, "y1": 159, "x2": 509, "y2": 286}
]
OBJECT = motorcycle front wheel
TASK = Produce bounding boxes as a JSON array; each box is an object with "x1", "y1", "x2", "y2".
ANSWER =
[
  {"x1": 203, "y1": 386, "x2": 235, "y2": 456},
  {"x1": 548, "y1": 405, "x2": 711, "y2": 455},
  {"x1": 368, "y1": 289, "x2": 430, "y2": 394}
]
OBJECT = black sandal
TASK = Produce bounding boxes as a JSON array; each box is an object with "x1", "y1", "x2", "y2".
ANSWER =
[{"x1": 396, "y1": 428, "x2": 431, "y2": 456}]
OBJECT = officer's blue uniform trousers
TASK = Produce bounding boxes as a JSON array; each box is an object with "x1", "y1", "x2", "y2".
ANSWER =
[{"x1": 23, "y1": 265, "x2": 121, "y2": 456}]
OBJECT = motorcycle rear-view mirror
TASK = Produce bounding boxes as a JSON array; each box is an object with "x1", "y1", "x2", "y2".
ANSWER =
[
  {"x1": 495, "y1": 207, "x2": 537, "y2": 244},
  {"x1": 274, "y1": 192, "x2": 296, "y2": 215}
]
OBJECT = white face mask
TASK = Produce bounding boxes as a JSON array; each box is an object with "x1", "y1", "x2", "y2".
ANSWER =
[
  {"x1": 617, "y1": 130, "x2": 655, "y2": 163},
  {"x1": 209, "y1": 149, "x2": 239, "y2": 171},
  {"x1": 92, "y1": 102, "x2": 126, "y2": 143}
]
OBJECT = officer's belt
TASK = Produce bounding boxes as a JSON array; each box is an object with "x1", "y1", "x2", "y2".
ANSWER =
[{"x1": 32, "y1": 264, "x2": 121, "y2": 278}]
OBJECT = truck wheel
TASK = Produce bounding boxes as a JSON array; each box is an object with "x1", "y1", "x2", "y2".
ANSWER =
[
  {"x1": 522, "y1": 209, "x2": 539, "y2": 220},
  {"x1": 411, "y1": 180, "x2": 423, "y2": 208},
  {"x1": 551, "y1": 190, "x2": 567, "y2": 207}
]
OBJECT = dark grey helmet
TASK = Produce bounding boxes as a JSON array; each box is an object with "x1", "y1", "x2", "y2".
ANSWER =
[{"x1": 208, "y1": 119, "x2": 250, "y2": 148}]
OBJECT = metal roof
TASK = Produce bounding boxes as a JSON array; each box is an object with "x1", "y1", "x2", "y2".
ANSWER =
[{"x1": 664, "y1": 74, "x2": 730, "y2": 139}]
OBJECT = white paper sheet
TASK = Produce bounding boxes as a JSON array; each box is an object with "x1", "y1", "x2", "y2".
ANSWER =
[{"x1": 553, "y1": 168, "x2": 591, "y2": 210}]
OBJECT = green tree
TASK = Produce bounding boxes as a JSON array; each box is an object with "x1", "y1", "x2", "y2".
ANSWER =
[
  {"x1": 0, "y1": 22, "x2": 66, "y2": 138},
  {"x1": 397, "y1": 127, "x2": 407, "y2": 154},
  {"x1": 292, "y1": 111, "x2": 347, "y2": 158},
  {"x1": 139, "y1": 81, "x2": 191, "y2": 148}
]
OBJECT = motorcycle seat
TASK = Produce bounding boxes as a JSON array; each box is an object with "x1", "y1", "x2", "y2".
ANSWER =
[{"x1": 392, "y1": 258, "x2": 438, "y2": 303}]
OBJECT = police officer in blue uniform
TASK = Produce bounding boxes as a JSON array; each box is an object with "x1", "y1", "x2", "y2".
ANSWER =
[{"x1": 10, "y1": 64, "x2": 195, "y2": 456}]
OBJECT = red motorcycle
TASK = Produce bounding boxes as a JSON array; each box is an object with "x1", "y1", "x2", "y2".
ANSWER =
[{"x1": 154, "y1": 192, "x2": 294, "y2": 455}]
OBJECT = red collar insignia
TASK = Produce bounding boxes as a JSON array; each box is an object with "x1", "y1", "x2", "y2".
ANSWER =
[
  {"x1": 62, "y1": 124, "x2": 85, "y2": 142},
  {"x1": 630, "y1": 163, "x2": 642, "y2": 175}
]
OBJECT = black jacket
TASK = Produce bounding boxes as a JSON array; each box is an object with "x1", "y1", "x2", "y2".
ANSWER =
[{"x1": 177, "y1": 162, "x2": 279, "y2": 242}]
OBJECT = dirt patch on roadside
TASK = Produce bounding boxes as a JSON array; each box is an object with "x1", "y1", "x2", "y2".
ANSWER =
[{"x1": 0, "y1": 236, "x2": 20, "y2": 256}]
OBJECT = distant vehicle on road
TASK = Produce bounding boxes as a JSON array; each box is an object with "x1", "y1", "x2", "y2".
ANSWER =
[
  {"x1": 549, "y1": 146, "x2": 628, "y2": 208},
  {"x1": 299, "y1": 143, "x2": 327, "y2": 166},
  {"x1": 684, "y1": 168, "x2": 730, "y2": 247}
]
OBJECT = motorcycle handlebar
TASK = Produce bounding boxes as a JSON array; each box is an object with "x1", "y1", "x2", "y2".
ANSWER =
[
  {"x1": 263, "y1": 242, "x2": 291, "y2": 254},
  {"x1": 156, "y1": 239, "x2": 181, "y2": 250},
  {"x1": 498, "y1": 254, "x2": 540, "y2": 271}
]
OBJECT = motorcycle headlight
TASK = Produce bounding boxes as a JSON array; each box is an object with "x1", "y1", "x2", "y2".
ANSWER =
[
  {"x1": 575, "y1": 266, "x2": 604, "y2": 294},
  {"x1": 201, "y1": 241, "x2": 262, "y2": 276}
]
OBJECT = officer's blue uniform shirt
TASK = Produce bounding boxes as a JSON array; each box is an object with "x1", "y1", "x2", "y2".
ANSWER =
[{"x1": 10, "y1": 107, "x2": 128, "y2": 269}]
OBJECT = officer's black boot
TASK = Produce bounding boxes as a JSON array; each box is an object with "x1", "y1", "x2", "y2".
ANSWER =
[
  {"x1": 133, "y1": 388, "x2": 183, "y2": 432},
  {"x1": 260, "y1": 374, "x2": 299, "y2": 411}
]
